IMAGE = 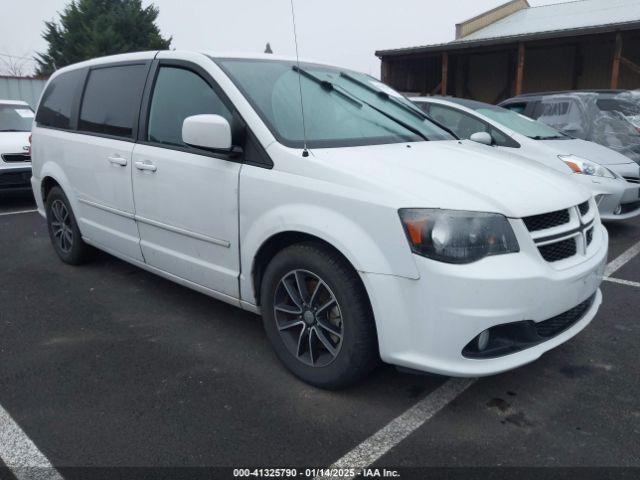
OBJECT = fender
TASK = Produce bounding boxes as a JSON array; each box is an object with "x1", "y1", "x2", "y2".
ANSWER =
[
  {"x1": 37, "y1": 160, "x2": 81, "y2": 218},
  {"x1": 239, "y1": 203, "x2": 420, "y2": 305}
]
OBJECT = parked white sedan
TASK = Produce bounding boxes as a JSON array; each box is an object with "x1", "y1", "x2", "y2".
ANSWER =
[
  {"x1": 412, "y1": 97, "x2": 640, "y2": 221},
  {"x1": 0, "y1": 100, "x2": 33, "y2": 192}
]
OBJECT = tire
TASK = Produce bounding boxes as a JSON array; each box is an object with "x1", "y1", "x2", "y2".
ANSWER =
[
  {"x1": 261, "y1": 242, "x2": 379, "y2": 389},
  {"x1": 45, "y1": 186, "x2": 94, "y2": 265}
]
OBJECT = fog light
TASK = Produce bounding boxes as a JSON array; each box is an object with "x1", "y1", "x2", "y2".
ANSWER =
[
  {"x1": 614, "y1": 204, "x2": 622, "y2": 215},
  {"x1": 477, "y1": 330, "x2": 490, "y2": 351}
]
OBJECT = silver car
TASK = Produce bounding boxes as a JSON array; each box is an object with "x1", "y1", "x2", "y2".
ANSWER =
[{"x1": 413, "y1": 96, "x2": 640, "y2": 222}]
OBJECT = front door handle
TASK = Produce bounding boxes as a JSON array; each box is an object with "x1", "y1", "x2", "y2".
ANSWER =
[
  {"x1": 134, "y1": 160, "x2": 157, "y2": 172},
  {"x1": 108, "y1": 155, "x2": 127, "y2": 166}
]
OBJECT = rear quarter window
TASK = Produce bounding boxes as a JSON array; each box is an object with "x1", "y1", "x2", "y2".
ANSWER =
[
  {"x1": 501, "y1": 102, "x2": 528, "y2": 115},
  {"x1": 79, "y1": 64, "x2": 148, "y2": 139},
  {"x1": 35, "y1": 69, "x2": 85, "y2": 130}
]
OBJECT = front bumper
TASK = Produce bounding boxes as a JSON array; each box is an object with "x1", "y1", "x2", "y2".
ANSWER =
[
  {"x1": 362, "y1": 224, "x2": 608, "y2": 377},
  {"x1": 575, "y1": 174, "x2": 640, "y2": 221},
  {"x1": 0, "y1": 165, "x2": 32, "y2": 191}
]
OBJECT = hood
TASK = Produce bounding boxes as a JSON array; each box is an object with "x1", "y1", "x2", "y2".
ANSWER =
[
  {"x1": 0, "y1": 131, "x2": 31, "y2": 155},
  {"x1": 310, "y1": 140, "x2": 590, "y2": 218},
  {"x1": 541, "y1": 138, "x2": 636, "y2": 166}
]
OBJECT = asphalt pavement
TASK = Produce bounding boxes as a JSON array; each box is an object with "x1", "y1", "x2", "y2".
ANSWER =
[{"x1": 0, "y1": 191, "x2": 638, "y2": 480}]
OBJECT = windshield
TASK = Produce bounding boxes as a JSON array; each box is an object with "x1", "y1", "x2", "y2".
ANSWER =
[
  {"x1": 0, "y1": 104, "x2": 34, "y2": 132},
  {"x1": 597, "y1": 97, "x2": 640, "y2": 129},
  {"x1": 475, "y1": 106, "x2": 567, "y2": 140},
  {"x1": 215, "y1": 58, "x2": 454, "y2": 148}
]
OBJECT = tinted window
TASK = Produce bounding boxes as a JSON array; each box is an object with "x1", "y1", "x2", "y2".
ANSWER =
[
  {"x1": 148, "y1": 67, "x2": 232, "y2": 147},
  {"x1": 79, "y1": 64, "x2": 148, "y2": 138},
  {"x1": 36, "y1": 69, "x2": 84, "y2": 129},
  {"x1": 0, "y1": 105, "x2": 34, "y2": 132}
]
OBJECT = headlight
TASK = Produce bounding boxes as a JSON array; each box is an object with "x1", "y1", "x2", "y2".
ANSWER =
[
  {"x1": 559, "y1": 155, "x2": 615, "y2": 179},
  {"x1": 398, "y1": 209, "x2": 520, "y2": 264}
]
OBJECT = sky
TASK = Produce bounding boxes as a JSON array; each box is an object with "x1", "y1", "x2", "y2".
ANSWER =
[{"x1": 1, "y1": 0, "x2": 573, "y2": 77}]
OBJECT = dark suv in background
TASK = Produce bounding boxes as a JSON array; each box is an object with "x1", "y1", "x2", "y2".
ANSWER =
[{"x1": 500, "y1": 90, "x2": 640, "y2": 166}]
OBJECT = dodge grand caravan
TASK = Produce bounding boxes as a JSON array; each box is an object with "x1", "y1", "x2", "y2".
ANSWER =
[{"x1": 31, "y1": 51, "x2": 608, "y2": 388}]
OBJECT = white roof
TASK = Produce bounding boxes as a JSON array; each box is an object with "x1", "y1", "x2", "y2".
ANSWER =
[{"x1": 462, "y1": 0, "x2": 640, "y2": 42}]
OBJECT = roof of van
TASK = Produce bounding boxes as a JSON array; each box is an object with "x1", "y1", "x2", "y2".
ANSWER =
[{"x1": 49, "y1": 51, "x2": 351, "y2": 78}]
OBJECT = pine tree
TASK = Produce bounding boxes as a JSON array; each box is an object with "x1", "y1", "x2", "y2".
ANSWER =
[
  {"x1": 36, "y1": 0, "x2": 171, "y2": 75},
  {"x1": 264, "y1": 43, "x2": 273, "y2": 54}
]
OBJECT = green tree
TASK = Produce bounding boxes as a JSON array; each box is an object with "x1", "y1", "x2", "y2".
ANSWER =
[{"x1": 36, "y1": 0, "x2": 171, "y2": 75}]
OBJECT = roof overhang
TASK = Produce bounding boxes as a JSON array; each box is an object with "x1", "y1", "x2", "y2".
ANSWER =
[{"x1": 376, "y1": 20, "x2": 640, "y2": 58}]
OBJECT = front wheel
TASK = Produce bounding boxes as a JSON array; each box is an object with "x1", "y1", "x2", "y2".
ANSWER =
[{"x1": 261, "y1": 243, "x2": 379, "y2": 389}]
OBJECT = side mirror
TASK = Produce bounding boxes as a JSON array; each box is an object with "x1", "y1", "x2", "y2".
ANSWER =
[
  {"x1": 470, "y1": 131, "x2": 493, "y2": 146},
  {"x1": 182, "y1": 114, "x2": 232, "y2": 151}
]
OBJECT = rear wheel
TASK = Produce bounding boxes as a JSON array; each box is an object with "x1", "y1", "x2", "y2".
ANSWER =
[
  {"x1": 45, "y1": 186, "x2": 94, "y2": 265},
  {"x1": 261, "y1": 243, "x2": 379, "y2": 389}
]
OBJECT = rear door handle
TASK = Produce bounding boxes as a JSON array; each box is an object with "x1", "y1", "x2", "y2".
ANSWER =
[
  {"x1": 108, "y1": 155, "x2": 127, "y2": 166},
  {"x1": 134, "y1": 160, "x2": 157, "y2": 172}
]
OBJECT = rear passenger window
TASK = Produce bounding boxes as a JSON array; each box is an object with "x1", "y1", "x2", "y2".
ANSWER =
[
  {"x1": 79, "y1": 64, "x2": 148, "y2": 138},
  {"x1": 147, "y1": 67, "x2": 232, "y2": 148},
  {"x1": 36, "y1": 69, "x2": 84, "y2": 130}
]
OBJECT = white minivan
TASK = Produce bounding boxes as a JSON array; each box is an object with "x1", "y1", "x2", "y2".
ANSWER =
[{"x1": 31, "y1": 51, "x2": 608, "y2": 388}]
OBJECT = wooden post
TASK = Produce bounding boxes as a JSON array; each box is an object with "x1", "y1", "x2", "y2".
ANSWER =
[
  {"x1": 381, "y1": 59, "x2": 390, "y2": 84},
  {"x1": 611, "y1": 33, "x2": 623, "y2": 89},
  {"x1": 441, "y1": 52, "x2": 448, "y2": 96},
  {"x1": 515, "y1": 43, "x2": 525, "y2": 96}
]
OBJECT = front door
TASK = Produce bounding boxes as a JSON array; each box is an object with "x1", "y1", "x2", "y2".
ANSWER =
[{"x1": 132, "y1": 62, "x2": 241, "y2": 299}]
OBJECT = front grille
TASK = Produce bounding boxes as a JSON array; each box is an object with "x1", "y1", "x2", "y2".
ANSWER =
[
  {"x1": 523, "y1": 208, "x2": 570, "y2": 232},
  {"x1": 578, "y1": 201, "x2": 590, "y2": 216},
  {"x1": 535, "y1": 294, "x2": 596, "y2": 338},
  {"x1": 623, "y1": 176, "x2": 640, "y2": 184},
  {"x1": 620, "y1": 200, "x2": 640, "y2": 215},
  {"x1": 586, "y1": 227, "x2": 594, "y2": 246},
  {"x1": 538, "y1": 237, "x2": 577, "y2": 262},
  {"x1": 1, "y1": 153, "x2": 31, "y2": 163}
]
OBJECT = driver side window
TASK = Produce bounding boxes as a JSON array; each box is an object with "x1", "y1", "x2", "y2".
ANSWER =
[
  {"x1": 428, "y1": 104, "x2": 487, "y2": 139},
  {"x1": 148, "y1": 66, "x2": 233, "y2": 148}
]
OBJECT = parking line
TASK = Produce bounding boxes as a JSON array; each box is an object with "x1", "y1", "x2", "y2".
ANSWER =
[
  {"x1": 317, "y1": 378, "x2": 475, "y2": 479},
  {"x1": 0, "y1": 404, "x2": 63, "y2": 480},
  {"x1": 0, "y1": 209, "x2": 38, "y2": 217},
  {"x1": 605, "y1": 240, "x2": 640, "y2": 277},
  {"x1": 604, "y1": 277, "x2": 640, "y2": 288}
]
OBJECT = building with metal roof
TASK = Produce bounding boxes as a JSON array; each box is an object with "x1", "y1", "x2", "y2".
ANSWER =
[{"x1": 376, "y1": 0, "x2": 640, "y2": 103}]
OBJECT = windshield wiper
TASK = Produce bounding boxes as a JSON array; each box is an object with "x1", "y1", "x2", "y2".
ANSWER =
[
  {"x1": 293, "y1": 66, "x2": 429, "y2": 141},
  {"x1": 0, "y1": 129, "x2": 27, "y2": 132},
  {"x1": 338, "y1": 72, "x2": 459, "y2": 139},
  {"x1": 293, "y1": 66, "x2": 363, "y2": 107},
  {"x1": 529, "y1": 135, "x2": 567, "y2": 140}
]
